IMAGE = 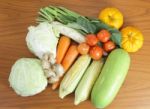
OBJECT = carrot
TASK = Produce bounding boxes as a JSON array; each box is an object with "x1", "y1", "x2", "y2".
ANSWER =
[
  {"x1": 56, "y1": 36, "x2": 71, "y2": 64},
  {"x1": 61, "y1": 44, "x2": 79, "y2": 72},
  {"x1": 52, "y1": 44, "x2": 79, "y2": 90},
  {"x1": 52, "y1": 77, "x2": 63, "y2": 90}
]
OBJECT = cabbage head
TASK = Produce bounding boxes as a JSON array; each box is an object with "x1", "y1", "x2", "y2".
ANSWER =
[
  {"x1": 9, "y1": 58, "x2": 47, "y2": 97},
  {"x1": 26, "y1": 22, "x2": 59, "y2": 59}
]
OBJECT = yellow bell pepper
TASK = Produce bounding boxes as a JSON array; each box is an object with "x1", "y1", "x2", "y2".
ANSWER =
[
  {"x1": 121, "y1": 26, "x2": 144, "y2": 52},
  {"x1": 98, "y1": 8, "x2": 123, "y2": 29}
]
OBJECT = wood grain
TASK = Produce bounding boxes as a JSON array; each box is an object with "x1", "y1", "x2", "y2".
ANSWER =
[{"x1": 0, "y1": 0, "x2": 150, "y2": 109}]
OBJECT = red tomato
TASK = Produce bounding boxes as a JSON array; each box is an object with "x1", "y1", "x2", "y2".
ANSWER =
[
  {"x1": 97, "y1": 29, "x2": 111, "y2": 43},
  {"x1": 77, "y1": 42, "x2": 90, "y2": 55},
  {"x1": 103, "y1": 41, "x2": 116, "y2": 52},
  {"x1": 89, "y1": 45, "x2": 103, "y2": 60},
  {"x1": 86, "y1": 34, "x2": 98, "y2": 46}
]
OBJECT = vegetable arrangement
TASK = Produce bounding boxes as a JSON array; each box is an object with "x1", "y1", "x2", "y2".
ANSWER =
[{"x1": 8, "y1": 6, "x2": 144, "y2": 108}]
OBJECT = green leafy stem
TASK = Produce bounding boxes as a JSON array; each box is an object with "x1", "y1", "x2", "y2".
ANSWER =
[{"x1": 37, "y1": 6, "x2": 122, "y2": 47}]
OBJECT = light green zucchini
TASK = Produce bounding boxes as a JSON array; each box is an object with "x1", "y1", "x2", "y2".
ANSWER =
[{"x1": 91, "y1": 49, "x2": 130, "y2": 108}]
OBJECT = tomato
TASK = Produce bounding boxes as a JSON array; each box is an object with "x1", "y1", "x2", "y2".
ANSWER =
[
  {"x1": 103, "y1": 41, "x2": 116, "y2": 52},
  {"x1": 77, "y1": 42, "x2": 90, "y2": 55},
  {"x1": 97, "y1": 29, "x2": 111, "y2": 43},
  {"x1": 89, "y1": 45, "x2": 103, "y2": 60},
  {"x1": 86, "y1": 34, "x2": 98, "y2": 46}
]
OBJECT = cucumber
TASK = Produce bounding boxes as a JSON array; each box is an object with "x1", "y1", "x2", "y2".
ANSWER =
[{"x1": 91, "y1": 49, "x2": 130, "y2": 108}]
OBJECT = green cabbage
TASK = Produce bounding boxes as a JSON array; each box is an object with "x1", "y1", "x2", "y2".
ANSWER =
[
  {"x1": 26, "y1": 22, "x2": 59, "y2": 59},
  {"x1": 9, "y1": 58, "x2": 48, "y2": 97}
]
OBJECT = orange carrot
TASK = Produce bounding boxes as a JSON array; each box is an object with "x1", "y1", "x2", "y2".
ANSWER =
[
  {"x1": 52, "y1": 77, "x2": 63, "y2": 90},
  {"x1": 61, "y1": 44, "x2": 79, "y2": 72},
  {"x1": 56, "y1": 36, "x2": 71, "y2": 64},
  {"x1": 52, "y1": 44, "x2": 79, "y2": 90}
]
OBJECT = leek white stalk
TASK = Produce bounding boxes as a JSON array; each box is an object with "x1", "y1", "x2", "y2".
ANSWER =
[{"x1": 52, "y1": 21, "x2": 85, "y2": 43}]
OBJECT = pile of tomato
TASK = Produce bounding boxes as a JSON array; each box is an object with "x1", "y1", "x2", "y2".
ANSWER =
[{"x1": 77, "y1": 29, "x2": 116, "y2": 60}]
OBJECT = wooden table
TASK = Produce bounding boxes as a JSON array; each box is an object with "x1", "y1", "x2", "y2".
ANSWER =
[{"x1": 0, "y1": 0, "x2": 150, "y2": 109}]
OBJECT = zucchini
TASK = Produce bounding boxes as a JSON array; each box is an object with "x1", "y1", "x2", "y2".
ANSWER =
[{"x1": 91, "y1": 49, "x2": 130, "y2": 108}]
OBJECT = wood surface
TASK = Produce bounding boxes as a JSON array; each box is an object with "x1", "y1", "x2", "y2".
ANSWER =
[{"x1": 0, "y1": 0, "x2": 150, "y2": 109}]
